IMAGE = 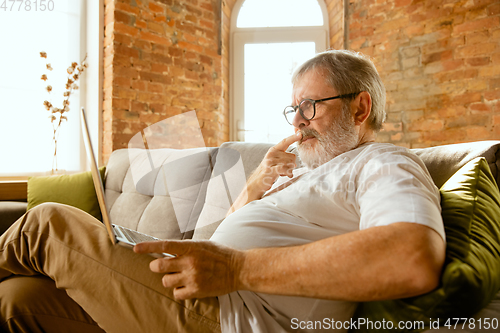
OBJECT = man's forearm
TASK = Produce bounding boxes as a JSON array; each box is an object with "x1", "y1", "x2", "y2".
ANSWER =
[
  {"x1": 134, "y1": 222, "x2": 445, "y2": 301},
  {"x1": 226, "y1": 168, "x2": 273, "y2": 216},
  {"x1": 236, "y1": 222, "x2": 445, "y2": 302}
]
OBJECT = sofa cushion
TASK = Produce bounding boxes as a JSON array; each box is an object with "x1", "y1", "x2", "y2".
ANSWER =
[
  {"x1": 27, "y1": 168, "x2": 105, "y2": 221},
  {"x1": 193, "y1": 146, "x2": 248, "y2": 239},
  {"x1": 105, "y1": 148, "x2": 216, "y2": 240},
  {"x1": 351, "y1": 157, "x2": 500, "y2": 332},
  {"x1": 212, "y1": 142, "x2": 274, "y2": 179}
]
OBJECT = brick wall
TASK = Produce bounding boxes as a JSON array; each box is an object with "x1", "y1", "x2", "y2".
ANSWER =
[
  {"x1": 348, "y1": 0, "x2": 500, "y2": 148},
  {"x1": 103, "y1": 0, "x2": 226, "y2": 162}
]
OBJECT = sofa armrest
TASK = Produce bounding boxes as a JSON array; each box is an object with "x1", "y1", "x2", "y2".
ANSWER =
[
  {"x1": 413, "y1": 140, "x2": 500, "y2": 188},
  {"x1": 0, "y1": 201, "x2": 27, "y2": 235}
]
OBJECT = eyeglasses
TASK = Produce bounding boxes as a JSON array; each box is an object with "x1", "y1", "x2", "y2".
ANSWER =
[{"x1": 283, "y1": 93, "x2": 359, "y2": 125}]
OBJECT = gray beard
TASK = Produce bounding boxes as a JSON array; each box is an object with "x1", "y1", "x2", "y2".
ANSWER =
[{"x1": 296, "y1": 106, "x2": 359, "y2": 169}]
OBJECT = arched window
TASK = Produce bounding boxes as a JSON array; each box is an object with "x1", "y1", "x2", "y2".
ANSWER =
[{"x1": 231, "y1": 0, "x2": 329, "y2": 143}]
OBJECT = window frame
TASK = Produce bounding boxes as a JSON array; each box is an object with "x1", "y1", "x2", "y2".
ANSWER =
[
  {"x1": 83, "y1": 0, "x2": 104, "y2": 169},
  {"x1": 230, "y1": 0, "x2": 330, "y2": 142}
]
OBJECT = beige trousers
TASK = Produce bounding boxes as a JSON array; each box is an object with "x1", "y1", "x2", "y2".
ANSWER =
[{"x1": 0, "y1": 203, "x2": 220, "y2": 333}]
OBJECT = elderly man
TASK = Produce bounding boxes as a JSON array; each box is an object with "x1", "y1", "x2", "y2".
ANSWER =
[{"x1": 0, "y1": 50, "x2": 445, "y2": 333}]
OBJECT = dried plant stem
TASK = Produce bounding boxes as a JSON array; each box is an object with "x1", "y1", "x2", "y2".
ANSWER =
[
  {"x1": 41, "y1": 52, "x2": 88, "y2": 174},
  {"x1": 51, "y1": 87, "x2": 74, "y2": 173},
  {"x1": 52, "y1": 132, "x2": 59, "y2": 173}
]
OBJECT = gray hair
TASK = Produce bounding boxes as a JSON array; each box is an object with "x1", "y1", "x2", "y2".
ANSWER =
[{"x1": 292, "y1": 50, "x2": 386, "y2": 132}]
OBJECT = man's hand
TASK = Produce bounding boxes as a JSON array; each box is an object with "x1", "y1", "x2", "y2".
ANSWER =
[
  {"x1": 133, "y1": 240, "x2": 245, "y2": 300},
  {"x1": 257, "y1": 131, "x2": 302, "y2": 182},
  {"x1": 227, "y1": 132, "x2": 302, "y2": 215}
]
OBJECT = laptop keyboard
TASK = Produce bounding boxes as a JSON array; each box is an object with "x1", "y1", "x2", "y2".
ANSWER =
[{"x1": 117, "y1": 226, "x2": 159, "y2": 244}]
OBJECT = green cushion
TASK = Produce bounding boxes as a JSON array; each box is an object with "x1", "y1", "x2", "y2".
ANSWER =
[
  {"x1": 351, "y1": 157, "x2": 500, "y2": 332},
  {"x1": 27, "y1": 167, "x2": 105, "y2": 221}
]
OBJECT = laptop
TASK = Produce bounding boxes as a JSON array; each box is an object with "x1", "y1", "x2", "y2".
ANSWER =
[{"x1": 80, "y1": 107, "x2": 174, "y2": 258}]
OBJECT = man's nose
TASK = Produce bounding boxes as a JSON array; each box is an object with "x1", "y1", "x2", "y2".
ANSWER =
[{"x1": 292, "y1": 109, "x2": 310, "y2": 128}]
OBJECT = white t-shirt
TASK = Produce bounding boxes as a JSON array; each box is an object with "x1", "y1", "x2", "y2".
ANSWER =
[{"x1": 210, "y1": 143, "x2": 445, "y2": 333}]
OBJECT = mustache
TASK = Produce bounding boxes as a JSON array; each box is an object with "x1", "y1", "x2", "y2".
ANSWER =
[{"x1": 299, "y1": 128, "x2": 320, "y2": 143}]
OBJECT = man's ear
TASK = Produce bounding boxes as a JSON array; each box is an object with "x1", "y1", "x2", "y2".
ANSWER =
[{"x1": 353, "y1": 91, "x2": 372, "y2": 126}]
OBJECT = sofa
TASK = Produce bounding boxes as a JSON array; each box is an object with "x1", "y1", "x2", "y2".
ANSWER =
[{"x1": 1, "y1": 140, "x2": 500, "y2": 332}]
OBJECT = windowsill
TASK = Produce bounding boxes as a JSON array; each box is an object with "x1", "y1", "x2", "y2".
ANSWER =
[{"x1": 0, "y1": 180, "x2": 28, "y2": 201}]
